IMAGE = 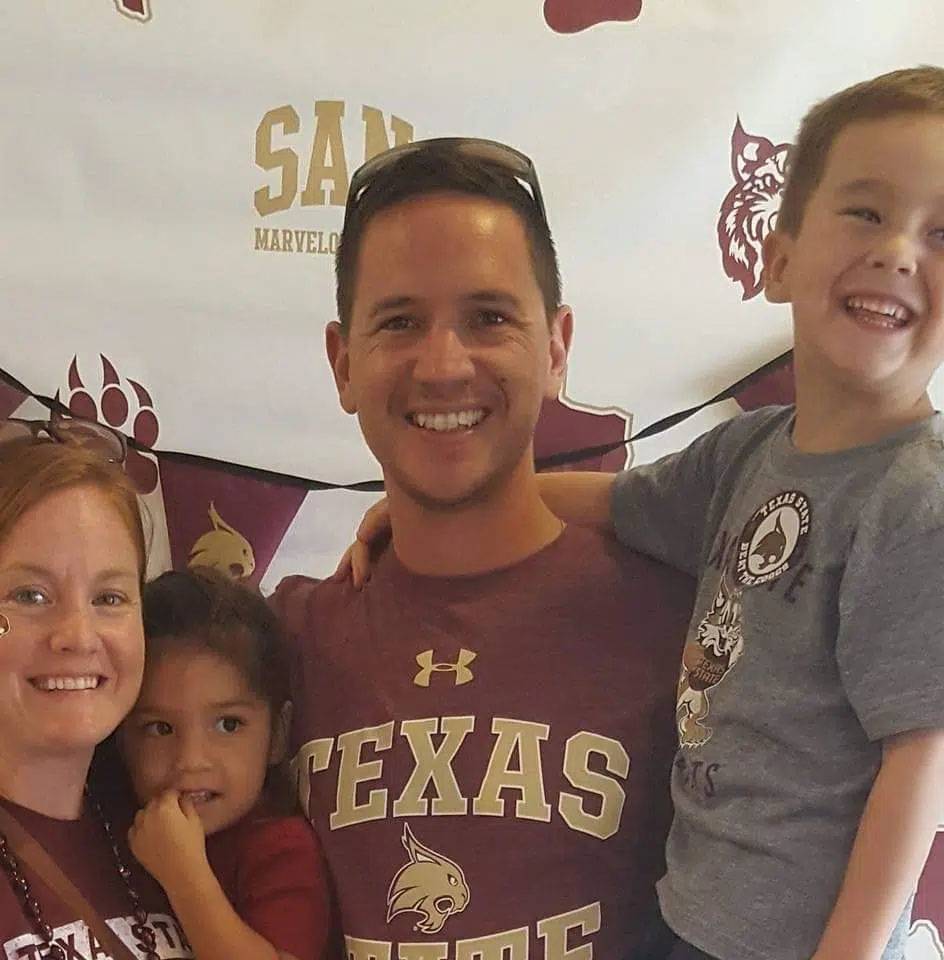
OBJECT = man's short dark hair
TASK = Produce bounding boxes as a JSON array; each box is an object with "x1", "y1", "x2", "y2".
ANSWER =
[{"x1": 335, "y1": 143, "x2": 562, "y2": 331}]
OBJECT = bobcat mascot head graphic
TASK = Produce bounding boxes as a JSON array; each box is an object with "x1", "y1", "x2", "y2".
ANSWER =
[
  {"x1": 717, "y1": 118, "x2": 791, "y2": 300},
  {"x1": 692, "y1": 572, "x2": 744, "y2": 687},
  {"x1": 386, "y1": 824, "x2": 471, "y2": 934},
  {"x1": 188, "y1": 501, "x2": 256, "y2": 579}
]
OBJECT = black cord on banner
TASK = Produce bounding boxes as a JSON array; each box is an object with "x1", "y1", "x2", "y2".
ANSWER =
[
  {"x1": 0, "y1": 351, "x2": 793, "y2": 491},
  {"x1": 535, "y1": 349, "x2": 793, "y2": 470}
]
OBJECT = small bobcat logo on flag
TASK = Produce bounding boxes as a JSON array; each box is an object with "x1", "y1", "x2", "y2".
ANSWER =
[{"x1": 189, "y1": 502, "x2": 257, "y2": 580}]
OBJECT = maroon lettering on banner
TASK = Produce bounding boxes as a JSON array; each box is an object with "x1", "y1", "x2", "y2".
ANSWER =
[
  {"x1": 114, "y1": 0, "x2": 152, "y2": 22},
  {"x1": 717, "y1": 119, "x2": 790, "y2": 301},
  {"x1": 544, "y1": 0, "x2": 644, "y2": 33},
  {"x1": 535, "y1": 396, "x2": 629, "y2": 472}
]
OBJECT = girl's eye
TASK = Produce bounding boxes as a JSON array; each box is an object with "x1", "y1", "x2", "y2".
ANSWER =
[
  {"x1": 10, "y1": 588, "x2": 48, "y2": 606},
  {"x1": 842, "y1": 207, "x2": 880, "y2": 223},
  {"x1": 929, "y1": 227, "x2": 944, "y2": 243},
  {"x1": 216, "y1": 716, "x2": 244, "y2": 734},
  {"x1": 143, "y1": 720, "x2": 173, "y2": 737}
]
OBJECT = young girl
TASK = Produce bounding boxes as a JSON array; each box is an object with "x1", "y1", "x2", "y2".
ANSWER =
[{"x1": 118, "y1": 567, "x2": 332, "y2": 960}]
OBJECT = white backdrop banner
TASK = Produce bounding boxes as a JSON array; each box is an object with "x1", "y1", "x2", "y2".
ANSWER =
[{"x1": 3, "y1": 3, "x2": 943, "y2": 953}]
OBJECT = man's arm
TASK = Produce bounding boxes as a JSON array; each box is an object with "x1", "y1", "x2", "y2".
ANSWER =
[{"x1": 813, "y1": 728, "x2": 944, "y2": 960}]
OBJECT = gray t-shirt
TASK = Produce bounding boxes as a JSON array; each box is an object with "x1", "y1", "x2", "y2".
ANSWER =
[{"x1": 612, "y1": 405, "x2": 944, "y2": 960}]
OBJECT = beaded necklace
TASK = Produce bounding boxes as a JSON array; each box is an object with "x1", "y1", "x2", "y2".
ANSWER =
[{"x1": 0, "y1": 794, "x2": 160, "y2": 960}]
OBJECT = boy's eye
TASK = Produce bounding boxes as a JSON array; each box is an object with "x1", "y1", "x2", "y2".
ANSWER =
[
  {"x1": 842, "y1": 207, "x2": 880, "y2": 223},
  {"x1": 142, "y1": 720, "x2": 173, "y2": 737},
  {"x1": 216, "y1": 716, "x2": 244, "y2": 734},
  {"x1": 10, "y1": 588, "x2": 49, "y2": 606},
  {"x1": 929, "y1": 227, "x2": 944, "y2": 243}
]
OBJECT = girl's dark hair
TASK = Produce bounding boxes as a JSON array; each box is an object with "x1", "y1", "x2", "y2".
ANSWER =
[{"x1": 139, "y1": 566, "x2": 297, "y2": 815}]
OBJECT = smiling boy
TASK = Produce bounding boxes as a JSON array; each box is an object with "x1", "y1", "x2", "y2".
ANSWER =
[{"x1": 530, "y1": 67, "x2": 944, "y2": 960}]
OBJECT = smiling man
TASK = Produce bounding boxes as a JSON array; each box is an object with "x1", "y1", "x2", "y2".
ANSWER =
[{"x1": 271, "y1": 139, "x2": 693, "y2": 960}]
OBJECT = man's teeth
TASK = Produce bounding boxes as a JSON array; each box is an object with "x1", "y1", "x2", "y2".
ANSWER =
[
  {"x1": 845, "y1": 296, "x2": 912, "y2": 326},
  {"x1": 411, "y1": 410, "x2": 486, "y2": 432},
  {"x1": 33, "y1": 675, "x2": 101, "y2": 691}
]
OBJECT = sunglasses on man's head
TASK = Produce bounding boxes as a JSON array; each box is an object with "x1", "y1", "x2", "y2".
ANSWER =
[
  {"x1": 344, "y1": 136, "x2": 548, "y2": 228},
  {"x1": 0, "y1": 414, "x2": 127, "y2": 464}
]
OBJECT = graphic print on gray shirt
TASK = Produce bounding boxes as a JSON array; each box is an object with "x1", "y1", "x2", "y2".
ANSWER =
[{"x1": 612, "y1": 406, "x2": 944, "y2": 960}]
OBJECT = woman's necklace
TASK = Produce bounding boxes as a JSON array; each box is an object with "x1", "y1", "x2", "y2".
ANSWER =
[{"x1": 0, "y1": 793, "x2": 160, "y2": 960}]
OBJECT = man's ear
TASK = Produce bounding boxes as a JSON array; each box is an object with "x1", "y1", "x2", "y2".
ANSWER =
[
  {"x1": 762, "y1": 229, "x2": 793, "y2": 304},
  {"x1": 268, "y1": 701, "x2": 293, "y2": 766},
  {"x1": 545, "y1": 305, "x2": 574, "y2": 399},
  {"x1": 325, "y1": 321, "x2": 357, "y2": 415}
]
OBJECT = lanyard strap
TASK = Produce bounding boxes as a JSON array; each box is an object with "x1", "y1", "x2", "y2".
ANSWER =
[{"x1": 0, "y1": 803, "x2": 140, "y2": 960}]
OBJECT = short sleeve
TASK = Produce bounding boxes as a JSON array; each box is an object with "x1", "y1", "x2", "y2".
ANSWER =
[
  {"x1": 236, "y1": 817, "x2": 334, "y2": 960},
  {"x1": 611, "y1": 426, "x2": 725, "y2": 574},
  {"x1": 837, "y1": 527, "x2": 944, "y2": 741},
  {"x1": 268, "y1": 575, "x2": 322, "y2": 658}
]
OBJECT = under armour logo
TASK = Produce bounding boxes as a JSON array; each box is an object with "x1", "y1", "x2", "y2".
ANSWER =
[{"x1": 413, "y1": 649, "x2": 477, "y2": 687}]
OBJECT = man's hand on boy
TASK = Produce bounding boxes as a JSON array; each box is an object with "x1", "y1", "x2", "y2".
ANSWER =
[
  {"x1": 335, "y1": 496, "x2": 391, "y2": 588},
  {"x1": 128, "y1": 790, "x2": 208, "y2": 887}
]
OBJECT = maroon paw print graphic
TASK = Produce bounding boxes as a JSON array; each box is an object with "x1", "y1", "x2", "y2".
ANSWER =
[
  {"x1": 66, "y1": 355, "x2": 160, "y2": 495},
  {"x1": 544, "y1": 0, "x2": 644, "y2": 33},
  {"x1": 113, "y1": 0, "x2": 152, "y2": 22}
]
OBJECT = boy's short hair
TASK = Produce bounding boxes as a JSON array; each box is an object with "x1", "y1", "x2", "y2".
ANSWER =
[
  {"x1": 779, "y1": 66, "x2": 944, "y2": 235},
  {"x1": 335, "y1": 143, "x2": 562, "y2": 331}
]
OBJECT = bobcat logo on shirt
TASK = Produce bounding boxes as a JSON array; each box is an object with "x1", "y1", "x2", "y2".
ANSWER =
[
  {"x1": 717, "y1": 119, "x2": 791, "y2": 300},
  {"x1": 734, "y1": 491, "x2": 811, "y2": 588},
  {"x1": 677, "y1": 572, "x2": 745, "y2": 748},
  {"x1": 386, "y1": 824, "x2": 471, "y2": 934},
  {"x1": 679, "y1": 492, "x2": 811, "y2": 747}
]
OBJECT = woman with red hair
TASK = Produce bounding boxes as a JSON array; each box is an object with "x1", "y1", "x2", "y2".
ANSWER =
[{"x1": 0, "y1": 416, "x2": 187, "y2": 960}]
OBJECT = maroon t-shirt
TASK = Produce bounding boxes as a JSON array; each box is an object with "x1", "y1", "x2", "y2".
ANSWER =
[
  {"x1": 205, "y1": 814, "x2": 333, "y2": 960},
  {"x1": 274, "y1": 526, "x2": 693, "y2": 960},
  {"x1": 0, "y1": 797, "x2": 192, "y2": 960}
]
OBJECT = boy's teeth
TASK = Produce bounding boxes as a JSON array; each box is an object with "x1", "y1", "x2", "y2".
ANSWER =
[
  {"x1": 412, "y1": 409, "x2": 486, "y2": 432},
  {"x1": 33, "y1": 675, "x2": 101, "y2": 691},
  {"x1": 845, "y1": 296, "x2": 911, "y2": 326}
]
